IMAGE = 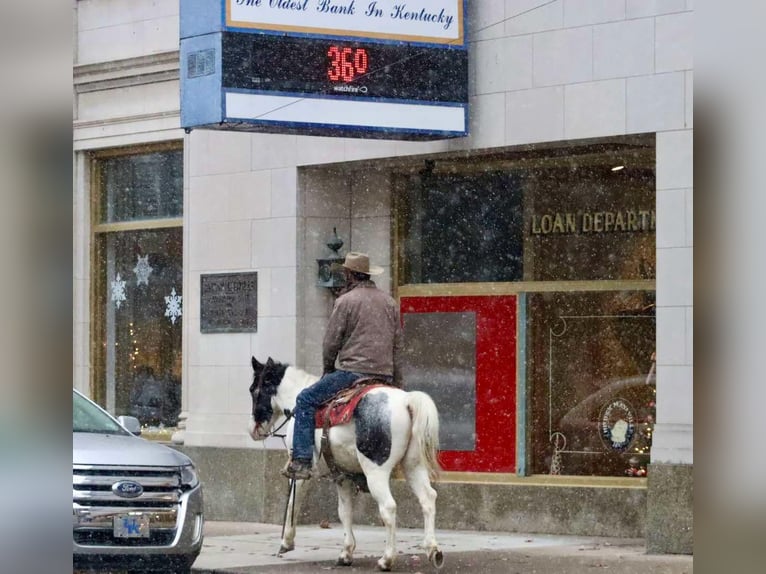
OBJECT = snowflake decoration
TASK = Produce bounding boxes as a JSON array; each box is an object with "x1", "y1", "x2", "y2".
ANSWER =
[
  {"x1": 133, "y1": 254, "x2": 153, "y2": 286},
  {"x1": 164, "y1": 287, "x2": 182, "y2": 325},
  {"x1": 111, "y1": 273, "x2": 127, "y2": 309}
]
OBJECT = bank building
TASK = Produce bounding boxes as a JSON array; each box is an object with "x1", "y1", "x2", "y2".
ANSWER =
[{"x1": 73, "y1": 0, "x2": 693, "y2": 553}]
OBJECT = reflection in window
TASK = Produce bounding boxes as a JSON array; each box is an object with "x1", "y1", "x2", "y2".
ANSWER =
[
  {"x1": 97, "y1": 229, "x2": 183, "y2": 428},
  {"x1": 401, "y1": 312, "x2": 477, "y2": 451},
  {"x1": 527, "y1": 291, "x2": 656, "y2": 476},
  {"x1": 98, "y1": 149, "x2": 183, "y2": 223},
  {"x1": 400, "y1": 170, "x2": 524, "y2": 284}
]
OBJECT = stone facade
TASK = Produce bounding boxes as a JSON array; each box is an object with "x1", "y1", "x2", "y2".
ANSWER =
[{"x1": 73, "y1": 0, "x2": 693, "y2": 549}]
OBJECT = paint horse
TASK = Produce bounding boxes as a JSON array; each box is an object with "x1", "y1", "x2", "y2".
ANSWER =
[{"x1": 248, "y1": 357, "x2": 444, "y2": 571}]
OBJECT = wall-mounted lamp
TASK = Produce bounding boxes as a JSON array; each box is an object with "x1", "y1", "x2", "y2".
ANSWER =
[{"x1": 316, "y1": 227, "x2": 347, "y2": 294}]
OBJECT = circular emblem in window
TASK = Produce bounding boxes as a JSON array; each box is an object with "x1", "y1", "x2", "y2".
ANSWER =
[
  {"x1": 112, "y1": 480, "x2": 144, "y2": 498},
  {"x1": 599, "y1": 399, "x2": 636, "y2": 452}
]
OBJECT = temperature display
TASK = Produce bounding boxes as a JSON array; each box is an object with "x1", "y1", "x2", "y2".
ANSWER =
[
  {"x1": 327, "y1": 46, "x2": 369, "y2": 83},
  {"x1": 222, "y1": 33, "x2": 467, "y2": 103}
]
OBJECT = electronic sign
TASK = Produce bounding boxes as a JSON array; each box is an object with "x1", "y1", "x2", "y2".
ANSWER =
[{"x1": 180, "y1": 1, "x2": 468, "y2": 140}]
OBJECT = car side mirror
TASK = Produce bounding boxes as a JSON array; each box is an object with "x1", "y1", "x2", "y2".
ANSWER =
[{"x1": 118, "y1": 415, "x2": 142, "y2": 436}]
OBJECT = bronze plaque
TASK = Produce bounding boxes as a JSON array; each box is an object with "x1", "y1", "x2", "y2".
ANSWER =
[{"x1": 200, "y1": 272, "x2": 258, "y2": 333}]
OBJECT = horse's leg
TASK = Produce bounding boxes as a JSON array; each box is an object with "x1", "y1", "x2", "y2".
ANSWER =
[
  {"x1": 403, "y1": 461, "x2": 443, "y2": 568},
  {"x1": 278, "y1": 478, "x2": 307, "y2": 555},
  {"x1": 362, "y1": 466, "x2": 398, "y2": 572},
  {"x1": 335, "y1": 480, "x2": 356, "y2": 566}
]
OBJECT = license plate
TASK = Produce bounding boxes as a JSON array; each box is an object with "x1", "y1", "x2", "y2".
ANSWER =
[{"x1": 113, "y1": 514, "x2": 150, "y2": 538}]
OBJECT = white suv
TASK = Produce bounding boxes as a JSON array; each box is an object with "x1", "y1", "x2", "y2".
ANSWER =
[{"x1": 73, "y1": 389, "x2": 204, "y2": 573}]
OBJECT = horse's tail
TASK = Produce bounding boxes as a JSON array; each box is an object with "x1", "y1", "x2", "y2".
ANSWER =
[{"x1": 406, "y1": 391, "x2": 442, "y2": 481}]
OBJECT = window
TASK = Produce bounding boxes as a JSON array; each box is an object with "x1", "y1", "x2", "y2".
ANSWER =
[
  {"x1": 398, "y1": 138, "x2": 655, "y2": 285},
  {"x1": 401, "y1": 311, "x2": 477, "y2": 451},
  {"x1": 91, "y1": 144, "x2": 183, "y2": 436},
  {"x1": 399, "y1": 169, "x2": 523, "y2": 283},
  {"x1": 396, "y1": 135, "x2": 656, "y2": 477},
  {"x1": 98, "y1": 149, "x2": 183, "y2": 224},
  {"x1": 527, "y1": 290, "x2": 655, "y2": 476}
]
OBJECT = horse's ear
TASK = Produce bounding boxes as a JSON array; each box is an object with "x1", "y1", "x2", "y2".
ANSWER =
[
  {"x1": 251, "y1": 356, "x2": 262, "y2": 371},
  {"x1": 266, "y1": 357, "x2": 275, "y2": 367}
]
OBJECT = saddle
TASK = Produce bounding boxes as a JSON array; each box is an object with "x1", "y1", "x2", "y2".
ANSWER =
[
  {"x1": 315, "y1": 377, "x2": 393, "y2": 492},
  {"x1": 314, "y1": 378, "x2": 389, "y2": 428}
]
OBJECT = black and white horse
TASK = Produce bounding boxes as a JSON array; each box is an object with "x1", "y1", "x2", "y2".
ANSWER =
[{"x1": 248, "y1": 357, "x2": 444, "y2": 571}]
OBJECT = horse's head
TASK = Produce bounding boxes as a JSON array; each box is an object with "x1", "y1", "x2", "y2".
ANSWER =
[{"x1": 248, "y1": 356, "x2": 288, "y2": 440}]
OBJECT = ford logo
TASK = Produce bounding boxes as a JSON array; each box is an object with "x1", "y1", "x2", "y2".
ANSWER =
[{"x1": 112, "y1": 480, "x2": 144, "y2": 498}]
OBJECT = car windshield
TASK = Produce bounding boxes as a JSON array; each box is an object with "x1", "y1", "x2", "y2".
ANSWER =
[{"x1": 73, "y1": 390, "x2": 129, "y2": 435}]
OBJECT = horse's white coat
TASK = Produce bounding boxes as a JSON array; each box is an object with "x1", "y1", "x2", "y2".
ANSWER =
[{"x1": 248, "y1": 363, "x2": 443, "y2": 571}]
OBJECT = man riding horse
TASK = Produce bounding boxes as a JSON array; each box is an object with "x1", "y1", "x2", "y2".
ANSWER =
[{"x1": 283, "y1": 251, "x2": 402, "y2": 480}]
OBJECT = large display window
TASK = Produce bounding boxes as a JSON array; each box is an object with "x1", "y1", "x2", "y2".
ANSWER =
[{"x1": 395, "y1": 134, "x2": 655, "y2": 477}]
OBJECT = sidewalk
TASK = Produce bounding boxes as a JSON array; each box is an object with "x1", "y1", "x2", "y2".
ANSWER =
[{"x1": 192, "y1": 521, "x2": 693, "y2": 573}]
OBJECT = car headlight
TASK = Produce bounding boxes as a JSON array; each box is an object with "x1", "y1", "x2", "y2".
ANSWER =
[{"x1": 180, "y1": 464, "x2": 200, "y2": 489}]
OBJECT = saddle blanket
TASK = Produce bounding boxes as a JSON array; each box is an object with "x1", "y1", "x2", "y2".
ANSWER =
[{"x1": 314, "y1": 382, "x2": 388, "y2": 428}]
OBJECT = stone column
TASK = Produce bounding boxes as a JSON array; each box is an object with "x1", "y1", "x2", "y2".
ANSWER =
[{"x1": 648, "y1": 128, "x2": 693, "y2": 554}]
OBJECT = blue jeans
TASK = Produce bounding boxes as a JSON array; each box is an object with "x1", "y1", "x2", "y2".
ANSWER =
[{"x1": 291, "y1": 370, "x2": 362, "y2": 462}]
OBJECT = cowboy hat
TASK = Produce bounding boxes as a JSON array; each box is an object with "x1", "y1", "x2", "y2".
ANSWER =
[{"x1": 341, "y1": 252, "x2": 384, "y2": 276}]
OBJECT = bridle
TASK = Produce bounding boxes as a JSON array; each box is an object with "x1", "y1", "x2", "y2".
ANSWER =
[
  {"x1": 259, "y1": 408, "x2": 293, "y2": 440},
  {"x1": 251, "y1": 366, "x2": 293, "y2": 439}
]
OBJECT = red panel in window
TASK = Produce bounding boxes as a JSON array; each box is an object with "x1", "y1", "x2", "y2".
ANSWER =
[{"x1": 400, "y1": 296, "x2": 517, "y2": 473}]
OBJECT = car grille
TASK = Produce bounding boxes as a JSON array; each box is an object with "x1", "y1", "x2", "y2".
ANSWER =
[
  {"x1": 73, "y1": 530, "x2": 177, "y2": 546},
  {"x1": 73, "y1": 465, "x2": 182, "y2": 547}
]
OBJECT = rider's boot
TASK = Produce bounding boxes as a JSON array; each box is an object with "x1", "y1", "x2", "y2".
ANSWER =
[{"x1": 282, "y1": 458, "x2": 313, "y2": 480}]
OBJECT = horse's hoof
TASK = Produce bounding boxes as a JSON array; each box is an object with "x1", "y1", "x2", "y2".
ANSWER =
[
  {"x1": 376, "y1": 557, "x2": 393, "y2": 571},
  {"x1": 428, "y1": 548, "x2": 445, "y2": 569},
  {"x1": 336, "y1": 556, "x2": 353, "y2": 566},
  {"x1": 277, "y1": 543, "x2": 294, "y2": 556}
]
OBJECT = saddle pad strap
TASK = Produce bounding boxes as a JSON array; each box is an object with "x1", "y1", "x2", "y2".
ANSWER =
[{"x1": 320, "y1": 413, "x2": 341, "y2": 478}]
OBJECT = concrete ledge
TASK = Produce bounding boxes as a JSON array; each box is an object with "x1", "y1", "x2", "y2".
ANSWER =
[
  {"x1": 177, "y1": 447, "x2": 648, "y2": 538},
  {"x1": 646, "y1": 463, "x2": 693, "y2": 554}
]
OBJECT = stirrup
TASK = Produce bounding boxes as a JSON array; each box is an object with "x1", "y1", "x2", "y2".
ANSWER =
[{"x1": 281, "y1": 459, "x2": 312, "y2": 480}]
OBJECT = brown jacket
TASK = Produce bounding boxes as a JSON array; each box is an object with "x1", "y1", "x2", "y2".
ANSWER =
[{"x1": 323, "y1": 280, "x2": 402, "y2": 383}]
